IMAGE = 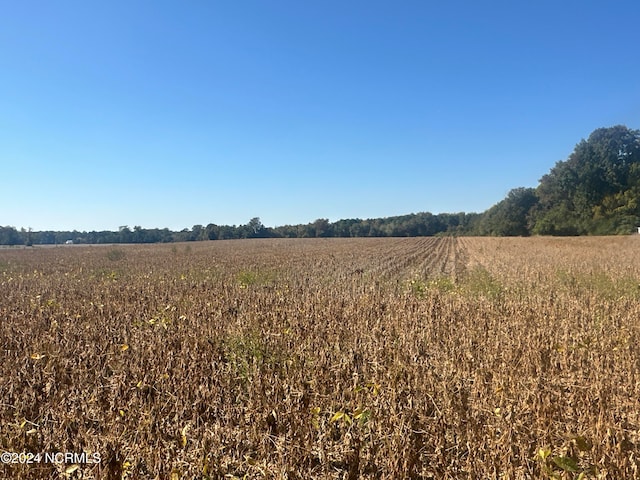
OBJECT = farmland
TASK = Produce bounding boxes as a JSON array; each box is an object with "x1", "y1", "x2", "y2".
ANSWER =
[{"x1": 1, "y1": 237, "x2": 639, "y2": 479}]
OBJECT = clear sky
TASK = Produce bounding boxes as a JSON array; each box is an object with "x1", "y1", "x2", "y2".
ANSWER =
[{"x1": 2, "y1": 1, "x2": 639, "y2": 231}]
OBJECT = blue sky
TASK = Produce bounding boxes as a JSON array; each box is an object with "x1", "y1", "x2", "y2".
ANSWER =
[{"x1": 2, "y1": 1, "x2": 639, "y2": 231}]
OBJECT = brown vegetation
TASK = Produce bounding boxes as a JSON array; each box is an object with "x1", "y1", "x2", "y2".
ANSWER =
[{"x1": 1, "y1": 237, "x2": 639, "y2": 479}]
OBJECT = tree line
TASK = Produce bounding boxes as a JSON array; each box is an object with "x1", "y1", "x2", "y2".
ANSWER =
[
  {"x1": 2, "y1": 125, "x2": 639, "y2": 245},
  {"x1": 476, "y1": 125, "x2": 640, "y2": 236},
  {"x1": 0, "y1": 213, "x2": 480, "y2": 246}
]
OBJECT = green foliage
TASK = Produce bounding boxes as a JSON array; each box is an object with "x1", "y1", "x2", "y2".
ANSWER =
[
  {"x1": 0, "y1": 226, "x2": 24, "y2": 245},
  {"x1": 428, "y1": 276, "x2": 457, "y2": 293},
  {"x1": 460, "y1": 266, "x2": 503, "y2": 298},
  {"x1": 408, "y1": 269, "x2": 501, "y2": 299},
  {"x1": 408, "y1": 276, "x2": 457, "y2": 297},
  {"x1": 477, "y1": 187, "x2": 539, "y2": 236},
  {"x1": 106, "y1": 248, "x2": 126, "y2": 261},
  {"x1": 408, "y1": 278, "x2": 428, "y2": 297},
  {"x1": 221, "y1": 330, "x2": 285, "y2": 379},
  {"x1": 535, "y1": 435, "x2": 599, "y2": 479},
  {"x1": 474, "y1": 125, "x2": 640, "y2": 236},
  {"x1": 237, "y1": 269, "x2": 277, "y2": 288},
  {"x1": 533, "y1": 125, "x2": 640, "y2": 235},
  {"x1": 551, "y1": 455, "x2": 580, "y2": 473},
  {"x1": 0, "y1": 259, "x2": 9, "y2": 272},
  {"x1": 222, "y1": 331, "x2": 268, "y2": 378},
  {"x1": 93, "y1": 267, "x2": 122, "y2": 281},
  {"x1": 246, "y1": 217, "x2": 266, "y2": 238},
  {"x1": 531, "y1": 202, "x2": 582, "y2": 236},
  {"x1": 556, "y1": 268, "x2": 640, "y2": 300}
]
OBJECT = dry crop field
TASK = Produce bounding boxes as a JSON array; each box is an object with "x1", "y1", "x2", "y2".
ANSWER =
[{"x1": 1, "y1": 237, "x2": 639, "y2": 479}]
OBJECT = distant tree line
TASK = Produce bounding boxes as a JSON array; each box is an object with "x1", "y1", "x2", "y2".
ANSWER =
[
  {"x1": 2, "y1": 125, "x2": 639, "y2": 245},
  {"x1": 0, "y1": 213, "x2": 481, "y2": 245}
]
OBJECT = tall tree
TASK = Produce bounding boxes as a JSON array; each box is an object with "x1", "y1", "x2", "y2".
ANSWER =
[
  {"x1": 478, "y1": 187, "x2": 539, "y2": 236},
  {"x1": 533, "y1": 125, "x2": 640, "y2": 235},
  {"x1": 247, "y1": 217, "x2": 266, "y2": 237},
  {"x1": 0, "y1": 226, "x2": 23, "y2": 245}
]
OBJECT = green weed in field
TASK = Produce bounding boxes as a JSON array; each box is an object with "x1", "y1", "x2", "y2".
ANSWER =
[
  {"x1": 237, "y1": 269, "x2": 277, "y2": 288},
  {"x1": 106, "y1": 248, "x2": 126, "y2": 261},
  {"x1": 460, "y1": 266, "x2": 503, "y2": 299},
  {"x1": 556, "y1": 268, "x2": 640, "y2": 300}
]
